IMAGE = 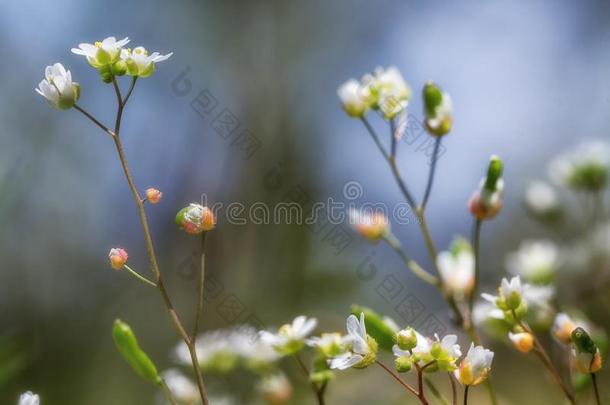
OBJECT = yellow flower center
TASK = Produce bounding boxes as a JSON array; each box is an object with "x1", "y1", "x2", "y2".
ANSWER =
[{"x1": 95, "y1": 41, "x2": 102, "y2": 48}]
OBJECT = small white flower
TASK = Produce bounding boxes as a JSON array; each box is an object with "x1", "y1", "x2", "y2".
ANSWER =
[
  {"x1": 549, "y1": 140, "x2": 610, "y2": 191},
  {"x1": 306, "y1": 333, "x2": 344, "y2": 357},
  {"x1": 436, "y1": 334, "x2": 462, "y2": 359},
  {"x1": 259, "y1": 316, "x2": 317, "y2": 355},
  {"x1": 329, "y1": 313, "x2": 377, "y2": 370},
  {"x1": 363, "y1": 66, "x2": 412, "y2": 119},
  {"x1": 256, "y1": 372, "x2": 293, "y2": 404},
  {"x1": 506, "y1": 240, "x2": 560, "y2": 283},
  {"x1": 18, "y1": 392, "x2": 40, "y2": 405},
  {"x1": 500, "y1": 276, "x2": 523, "y2": 297},
  {"x1": 437, "y1": 237, "x2": 475, "y2": 297},
  {"x1": 162, "y1": 369, "x2": 199, "y2": 404},
  {"x1": 121, "y1": 46, "x2": 172, "y2": 78},
  {"x1": 524, "y1": 181, "x2": 559, "y2": 215},
  {"x1": 337, "y1": 79, "x2": 371, "y2": 117},
  {"x1": 455, "y1": 344, "x2": 494, "y2": 386},
  {"x1": 72, "y1": 36, "x2": 130, "y2": 67},
  {"x1": 552, "y1": 313, "x2": 590, "y2": 344},
  {"x1": 35, "y1": 63, "x2": 80, "y2": 110}
]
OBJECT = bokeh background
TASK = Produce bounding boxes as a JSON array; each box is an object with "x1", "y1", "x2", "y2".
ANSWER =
[{"x1": 1, "y1": 0, "x2": 610, "y2": 403}]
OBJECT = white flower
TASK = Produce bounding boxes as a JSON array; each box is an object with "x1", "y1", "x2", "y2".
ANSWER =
[
  {"x1": 482, "y1": 276, "x2": 523, "y2": 310},
  {"x1": 18, "y1": 392, "x2": 39, "y2": 405},
  {"x1": 337, "y1": 79, "x2": 371, "y2": 117},
  {"x1": 508, "y1": 332, "x2": 534, "y2": 353},
  {"x1": 437, "y1": 237, "x2": 474, "y2": 297},
  {"x1": 552, "y1": 313, "x2": 590, "y2": 344},
  {"x1": 506, "y1": 240, "x2": 560, "y2": 284},
  {"x1": 524, "y1": 181, "x2": 560, "y2": 215},
  {"x1": 306, "y1": 333, "x2": 344, "y2": 357},
  {"x1": 500, "y1": 276, "x2": 522, "y2": 297},
  {"x1": 348, "y1": 209, "x2": 390, "y2": 242},
  {"x1": 428, "y1": 334, "x2": 462, "y2": 371},
  {"x1": 363, "y1": 66, "x2": 412, "y2": 119},
  {"x1": 259, "y1": 316, "x2": 317, "y2": 355},
  {"x1": 256, "y1": 372, "x2": 293, "y2": 404},
  {"x1": 72, "y1": 36, "x2": 130, "y2": 67},
  {"x1": 121, "y1": 46, "x2": 172, "y2": 78},
  {"x1": 549, "y1": 141, "x2": 610, "y2": 191},
  {"x1": 329, "y1": 313, "x2": 377, "y2": 370},
  {"x1": 393, "y1": 329, "x2": 430, "y2": 359},
  {"x1": 455, "y1": 344, "x2": 494, "y2": 386},
  {"x1": 35, "y1": 63, "x2": 79, "y2": 110},
  {"x1": 162, "y1": 369, "x2": 199, "y2": 404}
]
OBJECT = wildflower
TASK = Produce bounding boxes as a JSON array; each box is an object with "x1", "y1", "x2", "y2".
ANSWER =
[
  {"x1": 392, "y1": 329, "x2": 432, "y2": 367},
  {"x1": 524, "y1": 181, "x2": 561, "y2": 218},
  {"x1": 423, "y1": 81, "x2": 453, "y2": 136},
  {"x1": 108, "y1": 248, "x2": 128, "y2": 270},
  {"x1": 260, "y1": 316, "x2": 318, "y2": 355},
  {"x1": 571, "y1": 327, "x2": 603, "y2": 373},
  {"x1": 395, "y1": 328, "x2": 418, "y2": 351},
  {"x1": 469, "y1": 155, "x2": 504, "y2": 220},
  {"x1": 549, "y1": 141, "x2": 610, "y2": 191},
  {"x1": 72, "y1": 36, "x2": 130, "y2": 68},
  {"x1": 482, "y1": 276, "x2": 523, "y2": 311},
  {"x1": 553, "y1": 313, "x2": 589, "y2": 344},
  {"x1": 429, "y1": 334, "x2": 462, "y2": 371},
  {"x1": 508, "y1": 332, "x2": 534, "y2": 353},
  {"x1": 18, "y1": 392, "x2": 39, "y2": 405},
  {"x1": 329, "y1": 313, "x2": 378, "y2": 370},
  {"x1": 256, "y1": 372, "x2": 293, "y2": 405},
  {"x1": 437, "y1": 237, "x2": 475, "y2": 298},
  {"x1": 337, "y1": 79, "x2": 371, "y2": 117},
  {"x1": 455, "y1": 344, "x2": 494, "y2": 386},
  {"x1": 121, "y1": 46, "x2": 172, "y2": 78},
  {"x1": 363, "y1": 66, "x2": 412, "y2": 119},
  {"x1": 145, "y1": 188, "x2": 163, "y2": 204},
  {"x1": 506, "y1": 240, "x2": 560, "y2": 284},
  {"x1": 306, "y1": 333, "x2": 344, "y2": 358},
  {"x1": 176, "y1": 203, "x2": 215, "y2": 234},
  {"x1": 162, "y1": 369, "x2": 199, "y2": 404},
  {"x1": 348, "y1": 209, "x2": 390, "y2": 242},
  {"x1": 35, "y1": 63, "x2": 80, "y2": 110}
]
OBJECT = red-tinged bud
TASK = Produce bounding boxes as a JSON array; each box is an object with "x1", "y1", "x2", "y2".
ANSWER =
[
  {"x1": 145, "y1": 188, "x2": 162, "y2": 204},
  {"x1": 109, "y1": 248, "x2": 128, "y2": 270},
  {"x1": 468, "y1": 190, "x2": 503, "y2": 220},
  {"x1": 176, "y1": 203, "x2": 216, "y2": 234}
]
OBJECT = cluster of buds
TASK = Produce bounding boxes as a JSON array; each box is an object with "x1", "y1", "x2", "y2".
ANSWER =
[
  {"x1": 468, "y1": 155, "x2": 504, "y2": 220},
  {"x1": 175, "y1": 203, "x2": 216, "y2": 234},
  {"x1": 423, "y1": 81, "x2": 453, "y2": 136}
]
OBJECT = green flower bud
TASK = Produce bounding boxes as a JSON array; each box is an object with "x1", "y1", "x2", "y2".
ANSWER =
[
  {"x1": 572, "y1": 327, "x2": 597, "y2": 355},
  {"x1": 98, "y1": 65, "x2": 114, "y2": 84},
  {"x1": 395, "y1": 328, "x2": 418, "y2": 351},
  {"x1": 484, "y1": 155, "x2": 504, "y2": 192},
  {"x1": 112, "y1": 319, "x2": 160, "y2": 384},
  {"x1": 423, "y1": 82, "x2": 443, "y2": 117},
  {"x1": 423, "y1": 81, "x2": 452, "y2": 136},
  {"x1": 350, "y1": 305, "x2": 395, "y2": 352},
  {"x1": 395, "y1": 355, "x2": 413, "y2": 373},
  {"x1": 112, "y1": 60, "x2": 127, "y2": 76}
]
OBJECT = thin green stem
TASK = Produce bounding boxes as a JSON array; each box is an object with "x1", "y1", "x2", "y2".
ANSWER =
[
  {"x1": 421, "y1": 136, "x2": 441, "y2": 211},
  {"x1": 592, "y1": 373, "x2": 601, "y2": 405},
  {"x1": 448, "y1": 373, "x2": 457, "y2": 405},
  {"x1": 468, "y1": 219, "x2": 482, "y2": 315},
  {"x1": 361, "y1": 116, "x2": 389, "y2": 160},
  {"x1": 390, "y1": 117, "x2": 397, "y2": 158},
  {"x1": 383, "y1": 233, "x2": 439, "y2": 286},
  {"x1": 123, "y1": 264, "x2": 157, "y2": 287},
  {"x1": 73, "y1": 104, "x2": 115, "y2": 137},
  {"x1": 294, "y1": 354, "x2": 325, "y2": 405},
  {"x1": 376, "y1": 360, "x2": 420, "y2": 399},
  {"x1": 192, "y1": 231, "x2": 207, "y2": 341},
  {"x1": 123, "y1": 77, "x2": 138, "y2": 105}
]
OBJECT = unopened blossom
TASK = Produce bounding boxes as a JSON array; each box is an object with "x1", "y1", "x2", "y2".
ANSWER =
[
  {"x1": 393, "y1": 329, "x2": 432, "y2": 366},
  {"x1": 348, "y1": 209, "x2": 390, "y2": 242},
  {"x1": 506, "y1": 240, "x2": 560, "y2": 284},
  {"x1": 395, "y1": 328, "x2": 418, "y2": 351},
  {"x1": 363, "y1": 66, "x2": 412, "y2": 119},
  {"x1": 108, "y1": 248, "x2": 128, "y2": 270},
  {"x1": 571, "y1": 327, "x2": 603, "y2": 373},
  {"x1": 306, "y1": 333, "x2": 344, "y2": 358},
  {"x1": 437, "y1": 237, "x2": 475, "y2": 298},
  {"x1": 145, "y1": 188, "x2": 163, "y2": 204},
  {"x1": 35, "y1": 63, "x2": 80, "y2": 110},
  {"x1": 552, "y1": 313, "x2": 588, "y2": 344},
  {"x1": 423, "y1": 81, "x2": 453, "y2": 136},
  {"x1": 256, "y1": 372, "x2": 293, "y2": 405},
  {"x1": 455, "y1": 344, "x2": 494, "y2": 386},
  {"x1": 329, "y1": 313, "x2": 378, "y2": 370},
  {"x1": 72, "y1": 36, "x2": 130, "y2": 68},
  {"x1": 176, "y1": 203, "x2": 215, "y2": 234},
  {"x1": 508, "y1": 332, "x2": 534, "y2": 353},
  {"x1": 469, "y1": 156, "x2": 504, "y2": 220},
  {"x1": 18, "y1": 392, "x2": 39, "y2": 405},
  {"x1": 162, "y1": 369, "x2": 199, "y2": 404},
  {"x1": 260, "y1": 316, "x2": 318, "y2": 355},
  {"x1": 524, "y1": 181, "x2": 560, "y2": 217},
  {"x1": 430, "y1": 334, "x2": 462, "y2": 371},
  {"x1": 121, "y1": 46, "x2": 172, "y2": 78},
  {"x1": 549, "y1": 141, "x2": 610, "y2": 191},
  {"x1": 337, "y1": 79, "x2": 371, "y2": 117},
  {"x1": 482, "y1": 276, "x2": 524, "y2": 311}
]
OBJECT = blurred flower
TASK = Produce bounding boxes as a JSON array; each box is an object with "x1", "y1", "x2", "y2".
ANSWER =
[
  {"x1": 571, "y1": 327, "x2": 602, "y2": 373},
  {"x1": 337, "y1": 79, "x2": 371, "y2": 117},
  {"x1": 121, "y1": 46, "x2": 173, "y2": 78},
  {"x1": 108, "y1": 248, "x2": 128, "y2": 270},
  {"x1": 72, "y1": 36, "x2": 130, "y2": 68},
  {"x1": 430, "y1": 334, "x2": 462, "y2": 371},
  {"x1": 256, "y1": 372, "x2": 293, "y2": 405},
  {"x1": 437, "y1": 237, "x2": 475, "y2": 298},
  {"x1": 162, "y1": 369, "x2": 199, "y2": 405},
  {"x1": 145, "y1": 188, "x2": 163, "y2": 204},
  {"x1": 348, "y1": 209, "x2": 390, "y2": 242},
  {"x1": 260, "y1": 316, "x2": 318, "y2": 355},
  {"x1": 524, "y1": 181, "x2": 561, "y2": 218},
  {"x1": 482, "y1": 276, "x2": 523, "y2": 311},
  {"x1": 508, "y1": 332, "x2": 534, "y2": 353},
  {"x1": 306, "y1": 333, "x2": 344, "y2": 358},
  {"x1": 552, "y1": 313, "x2": 591, "y2": 345},
  {"x1": 522, "y1": 284, "x2": 555, "y2": 329},
  {"x1": 363, "y1": 66, "x2": 412, "y2": 119},
  {"x1": 455, "y1": 344, "x2": 494, "y2": 386},
  {"x1": 506, "y1": 240, "x2": 560, "y2": 284},
  {"x1": 176, "y1": 204, "x2": 215, "y2": 234},
  {"x1": 18, "y1": 392, "x2": 39, "y2": 405},
  {"x1": 423, "y1": 81, "x2": 453, "y2": 136},
  {"x1": 329, "y1": 313, "x2": 377, "y2": 370},
  {"x1": 35, "y1": 63, "x2": 80, "y2": 110},
  {"x1": 549, "y1": 141, "x2": 610, "y2": 191}
]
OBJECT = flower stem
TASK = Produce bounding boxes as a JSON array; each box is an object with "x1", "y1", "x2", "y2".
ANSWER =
[
  {"x1": 73, "y1": 104, "x2": 115, "y2": 137},
  {"x1": 447, "y1": 373, "x2": 458, "y2": 405},
  {"x1": 421, "y1": 136, "x2": 442, "y2": 211},
  {"x1": 376, "y1": 360, "x2": 422, "y2": 401},
  {"x1": 361, "y1": 116, "x2": 389, "y2": 160},
  {"x1": 192, "y1": 231, "x2": 207, "y2": 340},
  {"x1": 383, "y1": 233, "x2": 439, "y2": 286},
  {"x1": 123, "y1": 264, "x2": 157, "y2": 287},
  {"x1": 294, "y1": 354, "x2": 326, "y2": 405},
  {"x1": 592, "y1": 373, "x2": 601, "y2": 405},
  {"x1": 463, "y1": 385, "x2": 469, "y2": 405},
  {"x1": 468, "y1": 219, "x2": 482, "y2": 315}
]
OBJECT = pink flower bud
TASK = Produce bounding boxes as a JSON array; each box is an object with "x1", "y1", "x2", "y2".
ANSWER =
[
  {"x1": 176, "y1": 204, "x2": 216, "y2": 234},
  {"x1": 145, "y1": 188, "x2": 162, "y2": 204},
  {"x1": 109, "y1": 248, "x2": 128, "y2": 270},
  {"x1": 468, "y1": 190, "x2": 502, "y2": 220}
]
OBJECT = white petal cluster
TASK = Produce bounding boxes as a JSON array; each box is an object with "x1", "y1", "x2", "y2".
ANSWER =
[
  {"x1": 72, "y1": 36, "x2": 130, "y2": 68},
  {"x1": 18, "y1": 392, "x2": 40, "y2": 405},
  {"x1": 506, "y1": 240, "x2": 560, "y2": 284},
  {"x1": 259, "y1": 316, "x2": 317, "y2": 355},
  {"x1": 437, "y1": 237, "x2": 475, "y2": 298},
  {"x1": 337, "y1": 79, "x2": 371, "y2": 117},
  {"x1": 524, "y1": 181, "x2": 560, "y2": 215},
  {"x1": 329, "y1": 313, "x2": 377, "y2": 370},
  {"x1": 454, "y1": 344, "x2": 494, "y2": 386},
  {"x1": 549, "y1": 140, "x2": 610, "y2": 191},
  {"x1": 35, "y1": 63, "x2": 79, "y2": 110},
  {"x1": 121, "y1": 46, "x2": 172, "y2": 78}
]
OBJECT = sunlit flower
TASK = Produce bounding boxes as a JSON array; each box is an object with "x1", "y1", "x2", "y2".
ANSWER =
[
  {"x1": 35, "y1": 63, "x2": 80, "y2": 110},
  {"x1": 395, "y1": 328, "x2": 418, "y2": 351},
  {"x1": 506, "y1": 240, "x2": 560, "y2": 284},
  {"x1": 337, "y1": 79, "x2": 371, "y2": 117},
  {"x1": 549, "y1": 141, "x2": 610, "y2": 191},
  {"x1": 430, "y1": 334, "x2": 462, "y2": 371},
  {"x1": 256, "y1": 372, "x2": 293, "y2": 405},
  {"x1": 108, "y1": 247, "x2": 128, "y2": 270},
  {"x1": 348, "y1": 209, "x2": 390, "y2": 242},
  {"x1": 363, "y1": 66, "x2": 412, "y2": 119},
  {"x1": 18, "y1": 392, "x2": 39, "y2": 405},
  {"x1": 482, "y1": 276, "x2": 523, "y2": 311},
  {"x1": 120, "y1": 46, "x2": 172, "y2": 78},
  {"x1": 306, "y1": 333, "x2": 344, "y2": 358},
  {"x1": 162, "y1": 369, "x2": 199, "y2": 405},
  {"x1": 423, "y1": 81, "x2": 453, "y2": 136},
  {"x1": 72, "y1": 36, "x2": 130, "y2": 68},
  {"x1": 145, "y1": 188, "x2": 163, "y2": 204},
  {"x1": 392, "y1": 329, "x2": 432, "y2": 366},
  {"x1": 508, "y1": 332, "x2": 534, "y2": 353},
  {"x1": 524, "y1": 181, "x2": 560, "y2": 217},
  {"x1": 260, "y1": 316, "x2": 318, "y2": 355},
  {"x1": 455, "y1": 344, "x2": 494, "y2": 386},
  {"x1": 437, "y1": 237, "x2": 475, "y2": 298},
  {"x1": 329, "y1": 313, "x2": 378, "y2": 370},
  {"x1": 176, "y1": 203, "x2": 216, "y2": 234}
]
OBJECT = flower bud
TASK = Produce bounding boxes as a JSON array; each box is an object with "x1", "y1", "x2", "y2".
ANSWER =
[
  {"x1": 35, "y1": 63, "x2": 80, "y2": 110},
  {"x1": 112, "y1": 59, "x2": 127, "y2": 76},
  {"x1": 112, "y1": 319, "x2": 160, "y2": 384},
  {"x1": 98, "y1": 65, "x2": 114, "y2": 83},
  {"x1": 108, "y1": 248, "x2": 128, "y2": 270},
  {"x1": 423, "y1": 81, "x2": 452, "y2": 136},
  {"x1": 509, "y1": 332, "x2": 534, "y2": 353},
  {"x1": 468, "y1": 190, "x2": 502, "y2": 220},
  {"x1": 469, "y1": 156, "x2": 504, "y2": 220},
  {"x1": 395, "y1": 328, "x2": 418, "y2": 351},
  {"x1": 484, "y1": 155, "x2": 504, "y2": 193},
  {"x1": 176, "y1": 203, "x2": 215, "y2": 234},
  {"x1": 571, "y1": 328, "x2": 602, "y2": 373},
  {"x1": 337, "y1": 79, "x2": 371, "y2": 117},
  {"x1": 395, "y1": 355, "x2": 413, "y2": 373},
  {"x1": 348, "y1": 209, "x2": 390, "y2": 242},
  {"x1": 145, "y1": 188, "x2": 162, "y2": 204}
]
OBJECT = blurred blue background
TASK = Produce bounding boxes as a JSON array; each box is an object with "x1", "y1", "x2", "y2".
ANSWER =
[{"x1": 1, "y1": 0, "x2": 609, "y2": 403}]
